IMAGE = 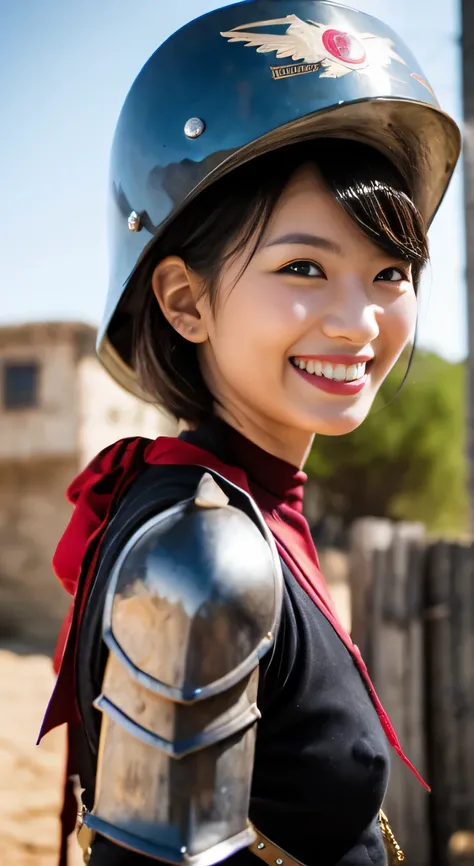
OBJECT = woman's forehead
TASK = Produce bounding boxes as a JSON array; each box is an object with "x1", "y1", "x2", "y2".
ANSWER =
[
  {"x1": 277, "y1": 163, "x2": 324, "y2": 202},
  {"x1": 265, "y1": 166, "x2": 349, "y2": 233}
]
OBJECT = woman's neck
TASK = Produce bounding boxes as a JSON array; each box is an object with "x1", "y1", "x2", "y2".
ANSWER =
[{"x1": 213, "y1": 404, "x2": 314, "y2": 470}]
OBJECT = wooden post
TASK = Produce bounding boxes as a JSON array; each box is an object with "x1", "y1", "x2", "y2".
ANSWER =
[
  {"x1": 349, "y1": 519, "x2": 428, "y2": 864},
  {"x1": 394, "y1": 523, "x2": 428, "y2": 863},
  {"x1": 462, "y1": 0, "x2": 474, "y2": 528},
  {"x1": 425, "y1": 541, "x2": 474, "y2": 866},
  {"x1": 349, "y1": 517, "x2": 393, "y2": 667}
]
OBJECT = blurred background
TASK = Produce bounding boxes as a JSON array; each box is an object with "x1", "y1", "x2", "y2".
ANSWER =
[{"x1": 0, "y1": 1, "x2": 472, "y2": 865}]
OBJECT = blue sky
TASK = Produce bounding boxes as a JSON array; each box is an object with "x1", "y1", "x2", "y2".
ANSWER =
[{"x1": 0, "y1": 0, "x2": 465, "y2": 361}]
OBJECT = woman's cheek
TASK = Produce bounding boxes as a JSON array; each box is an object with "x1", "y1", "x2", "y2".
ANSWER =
[
  {"x1": 222, "y1": 289, "x2": 296, "y2": 354},
  {"x1": 251, "y1": 286, "x2": 310, "y2": 347},
  {"x1": 383, "y1": 292, "x2": 417, "y2": 350},
  {"x1": 375, "y1": 294, "x2": 417, "y2": 381}
]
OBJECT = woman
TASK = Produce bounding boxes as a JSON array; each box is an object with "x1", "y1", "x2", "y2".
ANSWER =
[{"x1": 39, "y1": 2, "x2": 461, "y2": 865}]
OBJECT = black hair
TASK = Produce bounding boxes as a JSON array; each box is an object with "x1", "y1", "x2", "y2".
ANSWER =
[{"x1": 130, "y1": 138, "x2": 428, "y2": 423}]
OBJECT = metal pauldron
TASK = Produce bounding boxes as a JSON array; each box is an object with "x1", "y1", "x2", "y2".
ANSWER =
[{"x1": 80, "y1": 471, "x2": 283, "y2": 866}]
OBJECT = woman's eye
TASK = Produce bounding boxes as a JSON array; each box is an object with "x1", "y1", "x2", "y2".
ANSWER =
[
  {"x1": 374, "y1": 266, "x2": 408, "y2": 283},
  {"x1": 279, "y1": 260, "x2": 324, "y2": 278}
]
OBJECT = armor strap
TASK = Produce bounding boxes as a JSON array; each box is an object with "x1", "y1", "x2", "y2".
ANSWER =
[
  {"x1": 77, "y1": 806, "x2": 94, "y2": 864},
  {"x1": 249, "y1": 813, "x2": 405, "y2": 866},
  {"x1": 249, "y1": 824, "x2": 306, "y2": 866}
]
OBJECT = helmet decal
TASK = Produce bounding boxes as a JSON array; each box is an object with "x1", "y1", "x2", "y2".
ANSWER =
[
  {"x1": 220, "y1": 14, "x2": 405, "y2": 80},
  {"x1": 410, "y1": 72, "x2": 436, "y2": 98}
]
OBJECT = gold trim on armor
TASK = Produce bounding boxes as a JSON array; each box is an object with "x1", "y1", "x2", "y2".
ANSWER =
[{"x1": 378, "y1": 810, "x2": 405, "y2": 863}]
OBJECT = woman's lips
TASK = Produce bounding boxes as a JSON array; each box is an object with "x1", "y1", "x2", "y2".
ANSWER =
[
  {"x1": 290, "y1": 356, "x2": 372, "y2": 396},
  {"x1": 293, "y1": 366, "x2": 368, "y2": 395}
]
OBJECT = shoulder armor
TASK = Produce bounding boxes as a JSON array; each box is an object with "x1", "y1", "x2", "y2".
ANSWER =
[
  {"x1": 102, "y1": 470, "x2": 280, "y2": 701},
  {"x1": 83, "y1": 470, "x2": 283, "y2": 865}
]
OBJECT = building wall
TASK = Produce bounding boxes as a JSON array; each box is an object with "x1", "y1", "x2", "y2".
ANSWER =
[
  {"x1": 0, "y1": 322, "x2": 178, "y2": 651},
  {"x1": 0, "y1": 323, "x2": 84, "y2": 461},
  {"x1": 77, "y1": 355, "x2": 177, "y2": 467},
  {"x1": 0, "y1": 457, "x2": 77, "y2": 651}
]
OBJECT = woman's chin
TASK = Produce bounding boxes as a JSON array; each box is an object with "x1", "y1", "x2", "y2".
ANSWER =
[{"x1": 290, "y1": 400, "x2": 373, "y2": 437}]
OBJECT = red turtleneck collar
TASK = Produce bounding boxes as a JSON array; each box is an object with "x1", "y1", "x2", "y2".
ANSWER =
[{"x1": 209, "y1": 419, "x2": 308, "y2": 510}]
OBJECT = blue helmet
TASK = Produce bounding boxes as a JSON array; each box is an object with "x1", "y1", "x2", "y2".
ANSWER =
[{"x1": 98, "y1": 0, "x2": 461, "y2": 396}]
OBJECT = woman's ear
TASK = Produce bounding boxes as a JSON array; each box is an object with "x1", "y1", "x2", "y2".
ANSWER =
[{"x1": 152, "y1": 256, "x2": 208, "y2": 343}]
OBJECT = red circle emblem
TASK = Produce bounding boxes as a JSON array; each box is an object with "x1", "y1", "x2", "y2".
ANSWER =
[{"x1": 321, "y1": 29, "x2": 367, "y2": 65}]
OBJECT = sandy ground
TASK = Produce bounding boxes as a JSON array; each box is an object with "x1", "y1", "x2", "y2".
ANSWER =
[{"x1": 0, "y1": 649, "x2": 82, "y2": 866}]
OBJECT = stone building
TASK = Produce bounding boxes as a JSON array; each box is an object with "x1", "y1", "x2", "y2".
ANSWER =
[{"x1": 0, "y1": 321, "x2": 176, "y2": 651}]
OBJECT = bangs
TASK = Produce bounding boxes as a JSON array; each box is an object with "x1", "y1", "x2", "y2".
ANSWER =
[{"x1": 317, "y1": 141, "x2": 429, "y2": 277}]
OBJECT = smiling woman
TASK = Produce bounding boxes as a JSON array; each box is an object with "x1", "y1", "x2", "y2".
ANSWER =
[{"x1": 38, "y1": 3, "x2": 460, "y2": 866}]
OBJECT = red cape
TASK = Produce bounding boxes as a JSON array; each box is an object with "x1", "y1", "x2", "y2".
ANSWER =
[{"x1": 38, "y1": 435, "x2": 428, "y2": 864}]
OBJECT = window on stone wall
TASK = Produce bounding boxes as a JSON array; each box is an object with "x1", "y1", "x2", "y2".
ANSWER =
[{"x1": 3, "y1": 362, "x2": 40, "y2": 409}]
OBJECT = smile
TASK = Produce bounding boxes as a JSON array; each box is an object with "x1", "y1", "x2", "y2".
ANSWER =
[{"x1": 290, "y1": 355, "x2": 373, "y2": 395}]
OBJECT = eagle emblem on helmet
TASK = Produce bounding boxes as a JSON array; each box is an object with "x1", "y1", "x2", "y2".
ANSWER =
[{"x1": 220, "y1": 14, "x2": 405, "y2": 80}]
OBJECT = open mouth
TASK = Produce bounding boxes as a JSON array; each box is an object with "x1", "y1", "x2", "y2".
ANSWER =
[{"x1": 290, "y1": 356, "x2": 374, "y2": 382}]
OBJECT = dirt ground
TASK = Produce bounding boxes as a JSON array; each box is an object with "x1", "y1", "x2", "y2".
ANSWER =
[{"x1": 0, "y1": 649, "x2": 82, "y2": 866}]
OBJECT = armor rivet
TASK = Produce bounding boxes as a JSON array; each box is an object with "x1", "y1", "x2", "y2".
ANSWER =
[
  {"x1": 266, "y1": 631, "x2": 272, "y2": 640},
  {"x1": 257, "y1": 843, "x2": 265, "y2": 850},
  {"x1": 184, "y1": 117, "x2": 205, "y2": 139},
  {"x1": 276, "y1": 860, "x2": 284, "y2": 865},
  {"x1": 127, "y1": 210, "x2": 141, "y2": 232}
]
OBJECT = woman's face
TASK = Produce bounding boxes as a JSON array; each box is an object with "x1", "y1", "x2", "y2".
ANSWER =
[{"x1": 193, "y1": 166, "x2": 417, "y2": 458}]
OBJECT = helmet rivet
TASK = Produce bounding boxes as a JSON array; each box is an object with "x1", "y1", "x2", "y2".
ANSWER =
[
  {"x1": 184, "y1": 117, "x2": 205, "y2": 139},
  {"x1": 127, "y1": 210, "x2": 141, "y2": 232}
]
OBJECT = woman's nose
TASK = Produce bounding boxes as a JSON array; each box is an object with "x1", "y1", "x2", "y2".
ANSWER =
[{"x1": 320, "y1": 280, "x2": 381, "y2": 345}]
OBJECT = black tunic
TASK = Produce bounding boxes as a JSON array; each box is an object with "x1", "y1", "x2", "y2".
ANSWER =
[{"x1": 76, "y1": 418, "x2": 390, "y2": 866}]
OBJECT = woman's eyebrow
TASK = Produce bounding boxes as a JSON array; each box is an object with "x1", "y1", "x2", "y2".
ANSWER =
[{"x1": 263, "y1": 232, "x2": 342, "y2": 254}]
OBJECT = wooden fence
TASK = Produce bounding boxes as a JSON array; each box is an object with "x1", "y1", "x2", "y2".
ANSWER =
[{"x1": 349, "y1": 520, "x2": 474, "y2": 866}]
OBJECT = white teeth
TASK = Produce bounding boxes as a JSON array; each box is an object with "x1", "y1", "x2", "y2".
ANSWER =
[
  {"x1": 345, "y1": 364, "x2": 357, "y2": 381},
  {"x1": 292, "y1": 358, "x2": 368, "y2": 381},
  {"x1": 333, "y1": 364, "x2": 347, "y2": 381},
  {"x1": 322, "y1": 362, "x2": 333, "y2": 378}
]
